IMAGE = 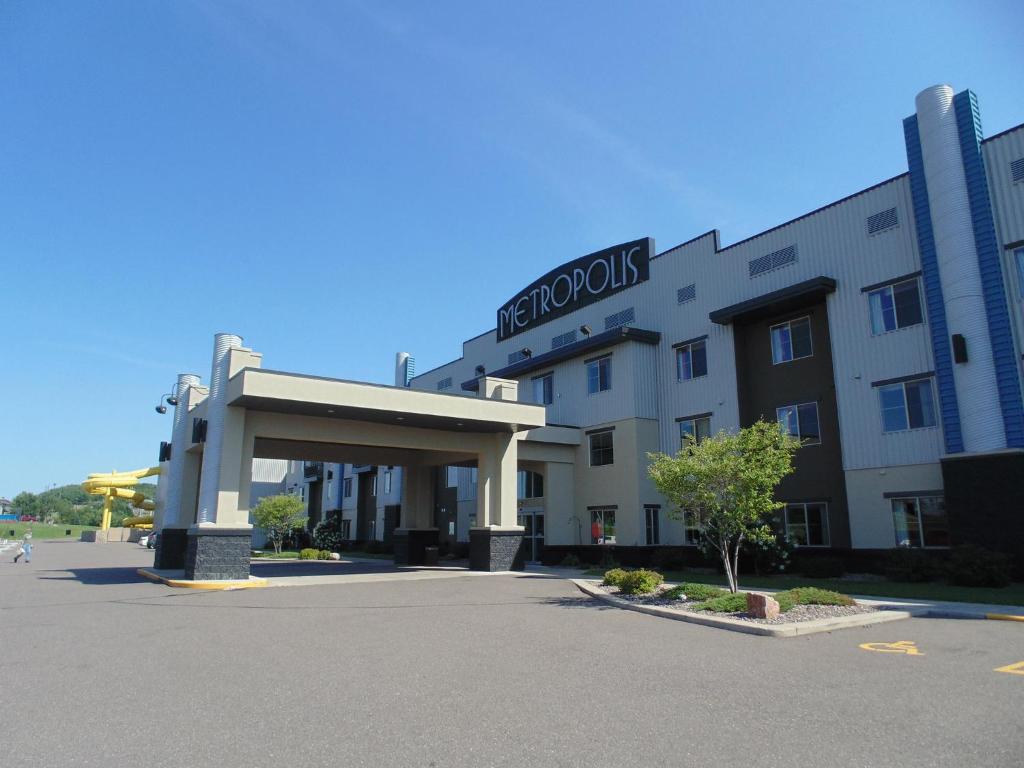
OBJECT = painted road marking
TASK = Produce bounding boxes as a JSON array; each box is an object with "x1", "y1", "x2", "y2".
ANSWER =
[
  {"x1": 859, "y1": 640, "x2": 924, "y2": 655},
  {"x1": 994, "y1": 661, "x2": 1024, "y2": 676}
]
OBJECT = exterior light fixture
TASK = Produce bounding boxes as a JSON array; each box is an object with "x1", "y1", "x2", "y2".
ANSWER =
[
  {"x1": 521, "y1": 347, "x2": 532, "y2": 358},
  {"x1": 580, "y1": 325, "x2": 592, "y2": 337},
  {"x1": 475, "y1": 365, "x2": 485, "y2": 375}
]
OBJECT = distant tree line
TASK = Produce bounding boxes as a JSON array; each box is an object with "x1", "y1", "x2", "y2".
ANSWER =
[{"x1": 9, "y1": 483, "x2": 157, "y2": 527}]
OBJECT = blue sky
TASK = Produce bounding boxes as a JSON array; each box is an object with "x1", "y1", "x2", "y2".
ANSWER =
[{"x1": 1, "y1": 1, "x2": 1022, "y2": 496}]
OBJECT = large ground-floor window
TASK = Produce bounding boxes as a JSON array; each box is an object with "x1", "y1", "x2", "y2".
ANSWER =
[
  {"x1": 892, "y1": 496, "x2": 948, "y2": 548},
  {"x1": 783, "y1": 502, "x2": 830, "y2": 547},
  {"x1": 590, "y1": 509, "x2": 616, "y2": 544},
  {"x1": 682, "y1": 510, "x2": 701, "y2": 546},
  {"x1": 644, "y1": 506, "x2": 660, "y2": 545}
]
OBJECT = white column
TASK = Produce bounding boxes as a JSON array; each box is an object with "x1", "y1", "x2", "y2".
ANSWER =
[
  {"x1": 195, "y1": 333, "x2": 243, "y2": 526},
  {"x1": 916, "y1": 84, "x2": 1005, "y2": 451},
  {"x1": 162, "y1": 373, "x2": 201, "y2": 529}
]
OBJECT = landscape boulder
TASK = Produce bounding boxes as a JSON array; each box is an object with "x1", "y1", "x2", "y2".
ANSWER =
[{"x1": 746, "y1": 592, "x2": 780, "y2": 619}]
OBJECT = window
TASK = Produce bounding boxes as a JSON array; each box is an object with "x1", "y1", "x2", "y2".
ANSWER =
[
  {"x1": 644, "y1": 506, "x2": 660, "y2": 545},
  {"x1": 675, "y1": 340, "x2": 708, "y2": 380},
  {"x1": 682, "y1": 511, "x2": 701, "y2": 546},
  {"x1": 437, "y1": 377, "x2": 452, "y2": 391},
  {"x1": 892, "y1": 496, "x2": 949, "y2": 548},
  {"x1": 589, "y1": 430, "x2": 614, "y2": 466},
  {"x1": 343, "y1": 477, "x2": 352, "y2": 498},
  {"x1": 679, "y1": 416, "x2": 711, "y2": 448},
  {"x1": 369, "y1": 475, "x2": 377, "y2": 496},
  {"x1": 518, "y1": 470, "x2": 544, "y2": 499},
  {"x1": 445, "y1": 466, "x2": 458, "y2": 488},
  {"x1": 869, "y1": 279, "x2": 923, "y2": 334},
  {"x1": 590, "y1": 509, "x2": 616, "y2": 544},
  {"x1": 777, "y1": 402, "x2": 821, "y2": 445},
  {"x1": 770, "y1": 317, "x2": 812, "y2": 364},
  {"x1": 532, "y1": 373, "x2": 553, "y2": 405},
  {"x1": 784, "y1": 503, "x2": 830, "y2": 547},
  {"x1": 1015, "y1": 248, "x2": 1024, "y2": 298},
  {"x1": 878, "y1": 378, "x2": 936, "y2": 432},
  {"x1": 383, "y1": 470, "x2": 392, "y2": 495},
  {"x1": 341, "y1": 519, "x2": 351, "y2": 539},
  {"x1": 586, "y1": 356, "x2": 611, "y2": 394}
]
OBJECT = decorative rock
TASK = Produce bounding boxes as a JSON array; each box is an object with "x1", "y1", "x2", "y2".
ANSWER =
[
  {"x1": 329, "y1": 552, "x2": 341, "y2": 561},
  {"x1": 746, "y1": 592, "x2": 780, "y2": 619}
]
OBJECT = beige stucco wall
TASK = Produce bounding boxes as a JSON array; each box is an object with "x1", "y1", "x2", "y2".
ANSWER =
[{"x1": 845, "y1": 462, "x2": 944, "y2": 548}]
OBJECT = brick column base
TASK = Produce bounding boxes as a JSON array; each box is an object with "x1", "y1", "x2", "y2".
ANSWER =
[
  {"x1": 469, "y1": 528, "x2": 524, "y2": 572},
  {"x1": 154, "y1": 528, "x2": 189, "y2": 570},
  {"x1": 184, "y1": 528, "x2": 252, "y2": 581},
  {"x1": 393, "y1": 528, "x2": 439, "y2": 566}
]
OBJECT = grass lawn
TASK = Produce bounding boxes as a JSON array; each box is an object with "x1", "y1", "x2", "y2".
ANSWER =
[
  {"x1": 251, "y1": 550, "x2": 301, "y2": 559},
  {"x1": 1, "y1": 523, "x2": 98, "y2": 540},
  {"x1": 583, "y1": 568, "x2": 1024, "y2": 607}
]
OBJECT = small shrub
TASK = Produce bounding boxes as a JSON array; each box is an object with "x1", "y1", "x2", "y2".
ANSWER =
[
  {"x1": 946, "y1": 545, "x2": 1011, "y2": 588},
  {"x1": 663, "y1": 585, "x2": 686, "y2": 600},
  {"x1": 559, "y1": 553, "x2": 582, "y2": 568},
  {"x1": 602, "y1": 568, "x2": 629, "y2": 587},
  {"x1": 777, "y1": 587, "x2": 855, "y2": 608},
  {"x1": 618, "y1": 569, "x2": 664, "y2": 595},
  {"x1": 312, "y1": 515, "x2": 344, "y2": 552},
  {"x1": 885, "y1": 548, "x2": 941, "y2": 583},
  {"x1": 798, "y1": 556, "x2": 847, "y2": 579},
  {"x1": 773, "y1": 591, "x2": 796, "y2": 613},
  {"x1": 318, "y1": 549, "x2": 332, "y2": 560},
  {"x1": 677, "y1": 582, "x2": 728, "y2": 601},
  {"x1": 298, "y1": 548, "x2": 320, "y2": 560},
  {"x1": 694, "y1": 593, "x2": 749, "y2": 613}
]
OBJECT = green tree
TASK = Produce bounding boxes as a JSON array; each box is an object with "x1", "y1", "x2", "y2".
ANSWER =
[
  {"x1": 12, "y1": 492, "x2": 39, "y2": 518},
  {"x1": 647, "y1": 420, "x2": 799, "y2": 593},
  {"x1": 251, "y1": 494, "x2": 307, "y2": 554}
]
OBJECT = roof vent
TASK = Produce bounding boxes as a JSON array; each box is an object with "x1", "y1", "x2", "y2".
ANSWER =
[
  {"x1": 867, "y1": 207, "x2": 899, "y2": 235},
  {"x1": 604, "y1": 306, "x2": 635, "y2": 330},
  {"x1": 677, "y1": 284, "x2": 696, "y2": 304},
  {"x1": 749, "y1": 244, "x2": 797, "y2": 277},
  {"x1": 437, "y1": 377, "x2": 452, "y2": 391},
  {"x1": 551, "y1": 329, "x2": 577, "y2": 350},
  {"x1": 507, "y1": 349, "x2": 528, "y2": 364}
]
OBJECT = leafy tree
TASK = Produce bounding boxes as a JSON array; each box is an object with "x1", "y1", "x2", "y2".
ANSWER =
[
  {"x1": 648, "y1": 420, "x2": 799, "y2": 593},
  {"x1": 251, "y1": 494, "x2": 307, "y2": 554},
  {"x1": 12, "y1": 492, "x2": 39, "y2": 518}
]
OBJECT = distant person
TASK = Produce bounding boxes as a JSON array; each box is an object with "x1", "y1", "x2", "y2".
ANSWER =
[{"x1": 13, "y1": 533, "x2": 32, "y2": 564}]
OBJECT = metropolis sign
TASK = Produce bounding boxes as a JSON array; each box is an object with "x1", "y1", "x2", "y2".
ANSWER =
[{"x1": 497, "y1": 237, "x2": 652, "y2": 341}]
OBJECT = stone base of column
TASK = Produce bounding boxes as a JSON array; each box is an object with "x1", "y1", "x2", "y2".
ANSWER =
[
  {"x1": 184, "y1": 528, "x2": 252, "y2": 581},
  {"x1": 154, "y1": 528, "x2": 189, "y2": 570},
  {"x1": 393, "y1": 528, "x2": 439, "y2": 566},
  {"x1": 469, "y1": 528, "x2": 525, "y2": 572}
]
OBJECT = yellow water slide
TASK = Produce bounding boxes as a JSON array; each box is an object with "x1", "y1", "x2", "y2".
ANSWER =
[{"x1": 81, "y1": 466, "x2": 161, "y2": 530}]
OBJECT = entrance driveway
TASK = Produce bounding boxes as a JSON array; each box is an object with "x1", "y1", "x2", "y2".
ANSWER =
[{"x1": 1, "y1": 542, "x2": 1021, "y2": 767}]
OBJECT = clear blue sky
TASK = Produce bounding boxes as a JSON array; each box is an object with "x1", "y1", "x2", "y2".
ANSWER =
[{"x1": 1, "y1": 1, "x2": 1022, "y2": 497}]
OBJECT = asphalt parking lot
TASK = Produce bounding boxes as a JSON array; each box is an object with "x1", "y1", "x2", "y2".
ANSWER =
[{"x1": 1, "y1": 542, "x2": 1021, "y2": 768}]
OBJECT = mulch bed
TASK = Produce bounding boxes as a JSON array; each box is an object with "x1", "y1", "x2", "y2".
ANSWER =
[{"x1": 596, "y1": 584, "x2": 878, "y2": 625}]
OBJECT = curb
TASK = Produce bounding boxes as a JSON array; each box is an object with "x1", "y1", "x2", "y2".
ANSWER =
[
  {"x1": 137, "y1": 568, "x2": 268, "y2": 590},
  {"x1": 572, "y1": 579, "x2": 912, "y2": 638}
]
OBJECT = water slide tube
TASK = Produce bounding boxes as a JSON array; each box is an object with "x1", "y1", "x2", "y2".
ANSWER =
[{"x1": 81, "y1": 466, "x2": 161, "y2": 530}]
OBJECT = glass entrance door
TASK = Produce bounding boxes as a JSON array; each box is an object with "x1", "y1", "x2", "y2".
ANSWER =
[{"x1": 517, "y1": 508, "x2": 544, "y2": 563}]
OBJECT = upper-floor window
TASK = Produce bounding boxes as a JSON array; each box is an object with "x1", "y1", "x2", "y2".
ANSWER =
[
  {"x1": 777, "y1": 402, "x2": 820, "y2": 445},
  {"x1": 770, "y1": 316, "x2": 813, "y2": 364},
  {"x1": 518, "y1": 470, "x2": 544, "y2": 499},
  {"x1": 586, "y1": 356, "x2": 611, "y2": 394},
  {"x1": 892, "y1": 495, "x2": 948, "y2": 548},
  {"x1": 878, "y1": 377, "x2": 936, "y2": 432},
  {"x1": 1015, "y1": 247, "x2": 1024, "y2": 298},
  {"x1": 783, "y1": 502, "x2": 830, "y2": 547},
  {"x1": 445, "y1": 466, "x2": 459, "y2": 488},
  {"x1": 343, "y1": 477, "x2": 352, "y2": 498},
  {"x1": 383, "y1": 470, "x2": 392, "y2": 495},
  {"x1": 675, "y1": 339, "x2": 708, "y2": 381},
  {"x1": 589, "y1": 430, "x2": 614, "y2": 466},
  {"x1": 869, "y1": 278, "x2": 923, "y2": 334},
  {"x1": 532, "y1": 372, "x2": 553, "y2": 405},
  {"x1": 678, "y1": 415, "x2": 711, "y2": 448},
  {"x1": 369, "y1": 475, "x2": 377, "y2": 496}
]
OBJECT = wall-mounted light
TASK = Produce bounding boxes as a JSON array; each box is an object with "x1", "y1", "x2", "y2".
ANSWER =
[
  {"x1": 475, "y1": 365, "x2": 485, "y2": 375},
  {"x1": 580, "y1": 325, "x2": 592, "y2": 337},
  {"x1": 521, "y1": 347, "x2": 532, "y2": 358}
]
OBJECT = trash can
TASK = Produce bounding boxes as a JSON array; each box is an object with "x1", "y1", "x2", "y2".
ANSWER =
[{"x1": 424, "y1": 546, "x2": 439, "y2": 566}]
